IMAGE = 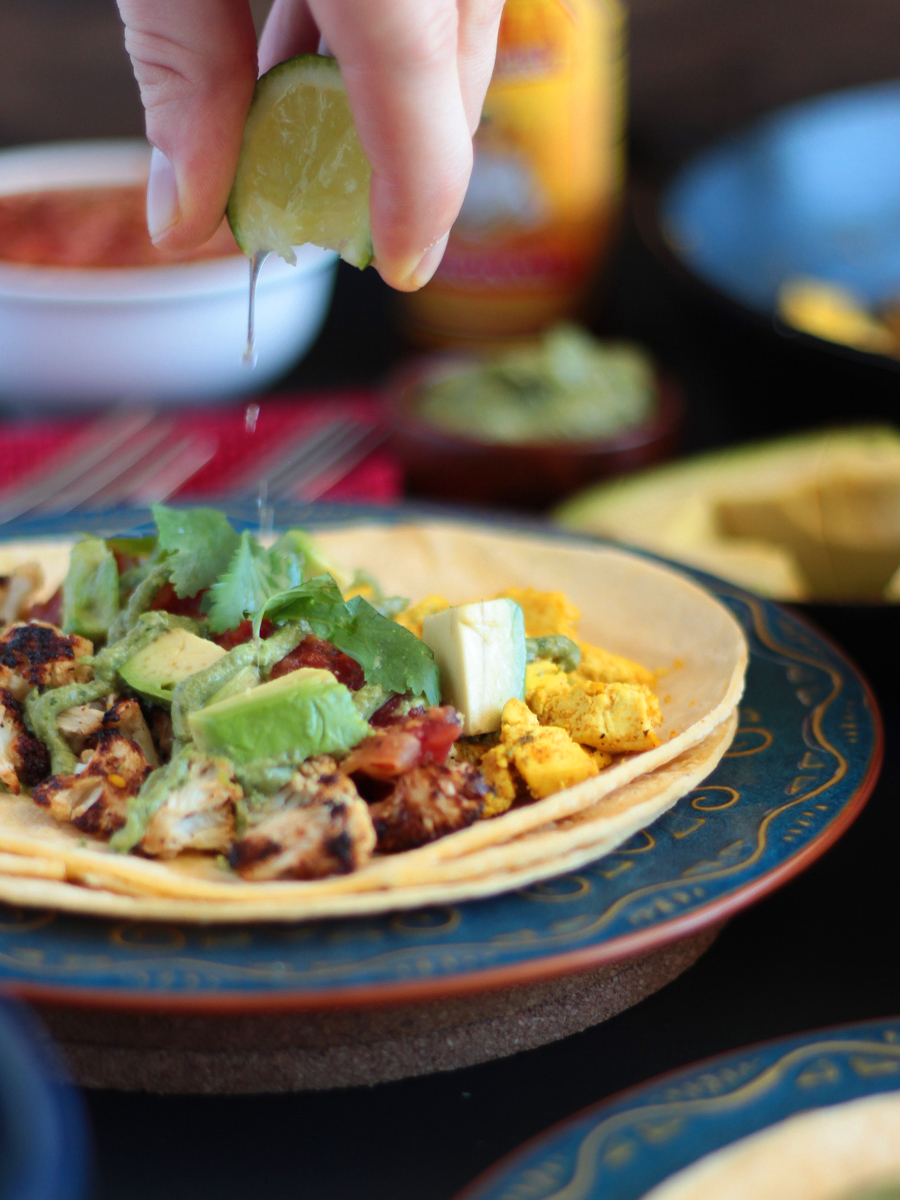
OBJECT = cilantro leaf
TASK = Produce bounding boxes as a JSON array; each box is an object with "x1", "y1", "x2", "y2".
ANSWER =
[
  {"x1": 204, "y1": 532, "x2": 304, "y2": 634},
  {"x1": 151, "y1": 504, "x2": 240, "y2": 599},
  {"x1": 328, "y1": 596, "x2": 440, "y2": 703},
  {"x1": 256, "y1": 577, "x2": 441, "y2": 704}
]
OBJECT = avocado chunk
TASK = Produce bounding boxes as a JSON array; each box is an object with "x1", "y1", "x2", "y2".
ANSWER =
[
  {"x1": 119, "y1": 628, "x2": 226, "y2": 705},
  {"x1": 204, "y1": 665, "x2": 262, "y2": 708},
  {"x1": 189, "y1": 667, "x2": 371, "y2": 764},
  {"x1": 555, "y1": 425, "x2": 900, "y2": 601},
  {"x1": 422, "y1": 599, "x2": 526, "y2": 735}
]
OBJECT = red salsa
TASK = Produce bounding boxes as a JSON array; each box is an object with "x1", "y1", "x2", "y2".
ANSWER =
[{"x1": 0, "y1": 184, "x2": 241, "y2": 268}]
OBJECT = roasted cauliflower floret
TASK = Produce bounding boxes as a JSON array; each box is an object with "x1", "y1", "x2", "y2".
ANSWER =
[
  {"x1": 394, "y1": 594, "x2": 450, "y2": 639},
  {"x1": 0, "y1": 621, "x2": 92, "y2": 700},
  {"x1": 231, "y1": 783, "x2": 375, "y2": 883},
  {"x1": 266, "y1": 756, "x2": 363, "y2": 811},
  {"x1": 138, "y1": 753, "x2": 241, "y2": 859},
  {"x1": 573, "y1": 642, "x2": 656, "y2": 688},
  {"x1": 497, "y1": 588, "x2": 580, "y2": 639},
  {"x1": 481, "y1": 698, "x2": 608, "y2": 802},
  {"x1": 0, "y1": 564, "x2": 43, "y2": 628},
  {"x1": 526, "y1": 663, "x2": 662, "y2": 753},
  {"x1": 101, "y1": 699, "x2": 159, "y2": 768},
  {"x1": 56, "y1": 701, "x2": 107, "y2": 755},
  {"x1": 0, "y1": 687, "x2": 50, "y2": 794},
  {"x1": 368, "y1": 761, "x2": 488, "y2": 852},
  {"x1": 32, "y1": 729, "x2": 151, "y2": 835}
]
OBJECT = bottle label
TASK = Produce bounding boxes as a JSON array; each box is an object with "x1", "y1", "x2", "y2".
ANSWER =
[{"x1": 407, "y1": 0, "x2": 625, "y2": 341}]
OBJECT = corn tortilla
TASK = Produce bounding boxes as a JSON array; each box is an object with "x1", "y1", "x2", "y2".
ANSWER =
[
  {"x1": 642, "y1": 1091, "x2": 900, "y2": 1200},
  {"x1": 0, "y1": 522, "x2": 747, "y2": 921}
]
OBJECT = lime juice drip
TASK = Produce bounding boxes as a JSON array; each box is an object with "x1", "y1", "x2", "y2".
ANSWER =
[
  {"x1": 242, "y1": 250, "x2": 271, "y2": 366},
  {"x1": 257, "y1": 479, "x2": 274, "y2": 540}
]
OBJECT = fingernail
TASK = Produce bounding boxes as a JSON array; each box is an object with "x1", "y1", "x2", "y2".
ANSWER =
[
  {"x1": 408, "y1": 232, "x2": 450, "y2": 290},
  {"x1": 146, "y1": 146, "x2": 180, "y2": 242}
]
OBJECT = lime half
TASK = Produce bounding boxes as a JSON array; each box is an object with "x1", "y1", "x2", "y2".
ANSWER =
[{"x1": 227, "y1": 54, "x2": 373, "y2": 268}]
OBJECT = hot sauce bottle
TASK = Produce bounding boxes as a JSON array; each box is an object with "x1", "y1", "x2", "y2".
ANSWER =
[{"x1": 402, "y1": 0, "x2": 626, "y2": 345}]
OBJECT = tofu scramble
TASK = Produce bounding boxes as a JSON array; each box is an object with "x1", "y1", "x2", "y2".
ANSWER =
[{"x1": 0, "y1": 508, "x2": 663, "y2": 884}]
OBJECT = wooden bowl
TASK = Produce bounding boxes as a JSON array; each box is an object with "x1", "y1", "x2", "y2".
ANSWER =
[{"x1": 386, "y1": 354, "x2": 684, "y2": 509}]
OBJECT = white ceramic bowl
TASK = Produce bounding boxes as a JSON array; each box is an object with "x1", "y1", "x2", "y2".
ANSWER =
[{"x1": 0, "y1": 139, "x2": 337, "y2": 406}]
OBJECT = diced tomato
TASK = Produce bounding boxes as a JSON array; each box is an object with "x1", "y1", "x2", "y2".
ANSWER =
[
  {"x1": 343, "y1": 706, "x2": 462, "y2": 777},
  {"x1": 370, "y1": 694, "x2": 406, "y2": 726},
  {"x1": 269, "y1": 635, "x2": 365, "y2": 691},
  {"x1": 410, "y1": 706, "x2": 463, "y2": 765},
  {"x1": 27, "y1": 586, "x2": 63, "y2": 626},
  {"x1": 213, "y1": 619, "x2": 275, "y2": 651},
  {"x1": 150, "y1": 582, "x2": 207, "y2": 618},
  {"x1": 111, "y1": 548, "x2": 141, "y2": 575}
]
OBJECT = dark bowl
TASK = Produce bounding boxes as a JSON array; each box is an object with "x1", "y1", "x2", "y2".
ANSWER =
[
  {"x1": 386, "y1": 355, "x2": 684, "y2": 509},
  {"x1": 642, "y1": 80, "x2": 900, "y2": 375}
]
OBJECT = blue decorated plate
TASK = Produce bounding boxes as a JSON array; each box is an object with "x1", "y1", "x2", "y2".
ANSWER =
[
  {"x1": 0, "y1": 507, "x2": 881, "y2": 1012},
  {"x1": 656, "y1": 81, "x2": 900, "y2": 367},
  {"x1": 454, "y1": 1016, "x2": 900, "y2": 1200}
]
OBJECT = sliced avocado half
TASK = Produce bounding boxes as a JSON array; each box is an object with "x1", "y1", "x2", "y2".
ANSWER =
[
  {"x1": 555, "y1": 426, "x2": 900, "y2": 600},
  {"x1": 119, "y1": 628, "x2": 226, "y2": 705},
  {"x1": 189, "y1": 667, "x2": 371, "y2": 764}
]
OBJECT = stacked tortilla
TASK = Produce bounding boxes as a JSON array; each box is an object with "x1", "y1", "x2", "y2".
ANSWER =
[{"x1": 0, "y1": 521, "x2": 748, "y2": 922}]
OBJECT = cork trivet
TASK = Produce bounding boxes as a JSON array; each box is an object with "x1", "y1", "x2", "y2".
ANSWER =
[{"x1": 37, "y1": 926, "x2": 719, "y2": 1093}]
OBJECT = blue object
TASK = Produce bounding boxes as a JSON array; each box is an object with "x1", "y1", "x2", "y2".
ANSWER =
[
  {"x1": 0, "y1": 506, "x2": 881, "y2": 1009},
  {"x1": 0, "y1": 1001, "x2": 88, "y2": 1200},
  {"x1": 455, "y1": 1016, "x2": 900, "y2": 1200},
  {"x1": 661, "y1": 81, "x2": 900, "y2": 318}
]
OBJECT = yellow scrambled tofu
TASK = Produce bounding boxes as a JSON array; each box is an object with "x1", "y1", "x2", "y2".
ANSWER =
[
  {"x1": 526, "y1": 662, "x2": 662, "y2": 753},
  {"x1": 573, "y1": 642, "x2": 656, "y2": 688},
  {"x1": 480, "y1": 699, "x2": 610, "y2": 805},
  {"x1": 497, "y1": 588, "x2": 579, "y2": 639},
  {"x1": 394, "y1": 595, "x2": 450, "y2": 639}
]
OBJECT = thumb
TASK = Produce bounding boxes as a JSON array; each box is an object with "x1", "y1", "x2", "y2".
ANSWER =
[{"x1": 116, "y1": 0, "x2": 257, "y2": 251}]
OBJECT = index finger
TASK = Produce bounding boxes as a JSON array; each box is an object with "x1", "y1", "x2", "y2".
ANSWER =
[{"x1": 307, "y1": 0, "x2": 473, "y2": 290}]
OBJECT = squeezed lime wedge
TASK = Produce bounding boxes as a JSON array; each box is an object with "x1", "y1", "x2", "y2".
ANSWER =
[{"x1": 227, "y1": 54, "x2": 373, "y2": 268}]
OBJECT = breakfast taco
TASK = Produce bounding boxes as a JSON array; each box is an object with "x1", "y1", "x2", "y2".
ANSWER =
[{"x1": 0, "y1": 513, "x2": 747, "y2": 921}]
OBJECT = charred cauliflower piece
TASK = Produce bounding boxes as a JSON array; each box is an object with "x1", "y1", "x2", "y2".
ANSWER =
[
  {"x1": 101, "y1": 699, "x2": 160, "y2": 768},
  {"x1": 56, "y1": 702, "x2": 107, "y2": 755},
  {"x1": 32, "y1": 730, "x2": 151, "y2": 835},
  {"x1": 368, "y1": 761, "x2": 488, "y2": 852},
  {"x1": 138, "y1": 753, "x2": 241, "y2": 859},
  {"x1": 0, "y1": 621, "x2": 92, "y2": 700},
  {"x1": 231, "y1": 762, "x2": 375, "y2": 880},
  {"x1": 0, "y1": 564, "x2": 43, "y2": 628},
  {"x1": 0, "y1": 687, "x2": 50, "y2": 793}
]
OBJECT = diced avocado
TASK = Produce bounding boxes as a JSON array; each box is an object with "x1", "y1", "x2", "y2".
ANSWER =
[
  {"x1": 272, "y1": 528, "x2": 353, "y2": 590},
  {"x1": 423, "y1": 599, "x2": 526, "y2": 735},
  {"x1": 62, "y1": 535, "x2": 119, "y2": 641},
  {"x1": 204, "y1": 665, "x2": 262, "y2": 708},
  {"x1": 189, "y1": 667, "x2": 371, "y2": 765},
  {"x1": 119, "y1": 628, "x2": 226, "y2": 705}
]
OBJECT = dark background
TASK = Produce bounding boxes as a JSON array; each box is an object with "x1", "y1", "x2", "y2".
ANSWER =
[{"x1": 1, "y1": 2, "x2": 899, "y2": 1196}]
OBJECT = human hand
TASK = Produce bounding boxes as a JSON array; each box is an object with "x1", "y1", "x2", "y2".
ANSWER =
[{"x1": 115, "y1": 0, "x2": 503, "y2": 290}]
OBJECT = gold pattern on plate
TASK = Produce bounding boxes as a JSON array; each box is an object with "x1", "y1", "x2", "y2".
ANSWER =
[{"x1": 495, "y1": 1036, "x2": 900, "y2": 1200}]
